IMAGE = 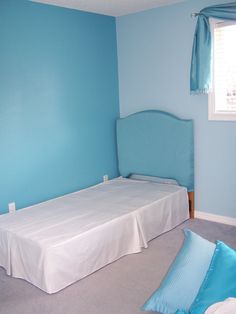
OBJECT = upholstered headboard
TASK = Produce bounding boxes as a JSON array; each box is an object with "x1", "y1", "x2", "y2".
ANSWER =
[{"x1": 116, "y1": 110, "x2": 194, "y2": 191}]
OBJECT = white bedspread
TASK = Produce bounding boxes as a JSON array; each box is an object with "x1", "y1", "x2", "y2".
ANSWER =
[{"x1": 0, "y1": 177, "x2": 189, "y2": 293}]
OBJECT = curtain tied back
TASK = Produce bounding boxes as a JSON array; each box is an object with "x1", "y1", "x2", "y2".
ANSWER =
[{"x1": 190, "y1": 2, "x2": 236, "y2": 94}]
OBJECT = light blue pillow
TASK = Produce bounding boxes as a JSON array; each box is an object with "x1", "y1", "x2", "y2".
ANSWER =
[
  {"x1": 188, "y1": 241, "x2": 236, "y2": 314},
  {"x1": 142, "y1": 230, "x2": 215, "y2": 314},
  {"x1": 129, "y1": 174, "x2": 179, "y2": 185}
]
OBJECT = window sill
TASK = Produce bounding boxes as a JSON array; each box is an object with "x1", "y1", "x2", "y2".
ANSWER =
[{"x1": 208, "y1": 112, "x2": 236, "y2": 121}]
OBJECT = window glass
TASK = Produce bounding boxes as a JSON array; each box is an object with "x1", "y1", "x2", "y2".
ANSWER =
[{"x1": 209, "y1": 19, "x2": 236, "y2": 121}]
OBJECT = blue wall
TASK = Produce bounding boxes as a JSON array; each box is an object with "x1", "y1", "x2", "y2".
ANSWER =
[
  {"x1": 116, "y1": 0, "x2": 236, "y2": 218},
  {"x1": 2, "y1": 0, "x2": 235, "y2": 219},
  {"x1": 0, "y1": 0, "x2": 119, "y2": 214}
]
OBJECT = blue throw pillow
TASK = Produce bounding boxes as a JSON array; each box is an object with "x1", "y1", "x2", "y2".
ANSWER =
[
  {"x1": 142, "y1": 230, "x2": 215, "y2": 314},
  {"x1": 188, "y1": 241, "x2": 236, "y2": 314}
]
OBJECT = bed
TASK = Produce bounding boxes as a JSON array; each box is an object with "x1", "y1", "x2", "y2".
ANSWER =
[{"x1": 0, "y1": 110, "x2": 194, "y2": 294}]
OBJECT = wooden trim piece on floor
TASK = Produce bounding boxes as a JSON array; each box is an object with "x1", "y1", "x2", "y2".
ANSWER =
[{"x1": 195, "y1": 211, "x2": 236, "y2": 227}]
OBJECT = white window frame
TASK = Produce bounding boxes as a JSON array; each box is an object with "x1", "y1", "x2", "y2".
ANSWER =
[{"x1": 208, "y1": 18, "x2": 236, "y2": 121}]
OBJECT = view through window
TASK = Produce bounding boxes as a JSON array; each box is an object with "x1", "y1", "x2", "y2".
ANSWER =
[{"x1": 209, "y1": 19, "x2": 236, "y2": 120}]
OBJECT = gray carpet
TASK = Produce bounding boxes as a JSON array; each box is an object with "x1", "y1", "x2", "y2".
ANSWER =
[{"x1": 0, "y1": 218, "x2": 236, "y2": 314}]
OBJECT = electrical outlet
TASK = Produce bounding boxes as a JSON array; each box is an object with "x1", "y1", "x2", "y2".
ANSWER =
[
  {"x1": 103, "y1": 174, "x2": 109, "y2": 182},
  {"x1": 8, "y1": 202, "x2": 16, "y2": 213}
]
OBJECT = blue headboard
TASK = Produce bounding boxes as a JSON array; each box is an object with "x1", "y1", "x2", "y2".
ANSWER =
[{"x1": 116, "y1": 110, "x2": 194, "y2": 191}]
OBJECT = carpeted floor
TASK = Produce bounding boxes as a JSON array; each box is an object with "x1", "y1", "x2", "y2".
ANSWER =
[{"x1": 0, "y1": 218, "x2": 236, "y2": 314}]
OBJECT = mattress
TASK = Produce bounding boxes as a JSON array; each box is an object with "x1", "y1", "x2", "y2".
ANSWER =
[{"x1": 0, "y1": 177, "x2": 189, "y2": 293}]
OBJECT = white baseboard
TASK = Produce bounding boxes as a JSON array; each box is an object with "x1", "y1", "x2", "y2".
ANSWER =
[{"x1": 195, "y1": 211, "x2": 236, "y2": 227}]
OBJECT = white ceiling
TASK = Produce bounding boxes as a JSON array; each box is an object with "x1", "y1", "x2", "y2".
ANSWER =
[{"x1": 31, "y1": 0, "x2": 185, "y2": 17}]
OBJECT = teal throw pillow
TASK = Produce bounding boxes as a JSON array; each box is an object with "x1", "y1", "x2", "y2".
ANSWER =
[
  {"x1": 142, "y1": 230, "x2": 215, "y2": 314},
  {"x1": 188, "y1": 241, "x2": 236, "y2": 314}
]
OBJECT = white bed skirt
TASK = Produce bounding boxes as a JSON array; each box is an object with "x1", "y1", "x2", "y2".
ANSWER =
[{"x1": 0, "y1": 178, "x2": 189, "y2": 293}]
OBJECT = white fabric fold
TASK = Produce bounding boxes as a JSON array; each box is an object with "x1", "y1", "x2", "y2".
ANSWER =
[{"x1": 205, "y1": 298, "x2": 236, "y2": 314}]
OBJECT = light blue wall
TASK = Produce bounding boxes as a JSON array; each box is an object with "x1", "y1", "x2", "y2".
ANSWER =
[
  {"x1": 116, "y1": 0, "x2": 236, "y2": 218},
  {"x1": 0, "y1": 0, "x2": 119, "y2": 214}
]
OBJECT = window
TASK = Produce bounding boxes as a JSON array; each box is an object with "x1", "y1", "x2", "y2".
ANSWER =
[{"x1": 209, "y1": 19, "x2": 236, "y2": 121}]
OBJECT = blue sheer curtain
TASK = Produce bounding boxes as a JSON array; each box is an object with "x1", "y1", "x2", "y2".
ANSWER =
[{"x1": 190, "y1": 2, "x2": 236, "y2": 94}]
